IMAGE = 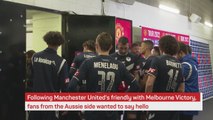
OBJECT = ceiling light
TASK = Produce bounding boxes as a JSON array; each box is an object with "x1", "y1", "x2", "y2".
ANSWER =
[
  {"x1": 204, "y1": 22, "x2": 213, "y2": 28},
  {"x1": 159, "y1": 4, "x2": 180, "y2": 14}
]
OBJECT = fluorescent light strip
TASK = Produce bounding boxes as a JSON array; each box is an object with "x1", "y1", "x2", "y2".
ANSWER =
[
  {"x1": 204, "y1": 22, "x2": 213, "y2": 28},
  {"x1": 159, "y1": 4, "x2": 180, "y2": 14}
]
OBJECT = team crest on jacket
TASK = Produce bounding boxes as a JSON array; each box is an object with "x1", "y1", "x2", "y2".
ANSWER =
[
  {"x1": 126, "y1": 57, "x2": 131, "y2": 62},
  {"x1": 71, "y1": 63, "x2": 75, "y2": 67},
  {"x1": 65, "y1": 78, "x2": 70, "y2": 83},
  {"x1": 74, "y1": 71, "x2": 80, "y2": 76}
]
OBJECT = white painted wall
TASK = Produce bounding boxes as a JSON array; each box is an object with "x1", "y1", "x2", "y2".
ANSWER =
[
  {"x1": 4, "y1": 0, "x2": 102, "y2": 15},
  {"x1": 26, "y1": 32, "x2": 33, "y2": 51},
  {"x1": 31, "y1": 12, "x2": 62, "y2": 55},
  {"x1": 104, "y1": 0, "x2": 189, "y2": 35},
  {"x1": 189, "y1": 22, "x2": 213, "y2": 41},
  {"x1": 4, "y1": 0, "x2": 213, "y2": 61},
  {"x1": 103, "y1": 0, "x2": 213, "y2": 72},
  {"x1": 104, "y1": 0, "x2": 213, "y2": 40},
  {"x1": 4, "y1": 0, "x2": 212, "y2": 40}
]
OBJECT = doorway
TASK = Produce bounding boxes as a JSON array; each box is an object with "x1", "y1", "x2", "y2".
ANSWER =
[{"x1": 26, "y1": 9, "x2": 62, "y2": 55}]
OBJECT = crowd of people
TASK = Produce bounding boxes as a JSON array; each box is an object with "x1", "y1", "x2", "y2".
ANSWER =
[{"x1": 26, "y1": 31, "x2": 199, "y2": 120}]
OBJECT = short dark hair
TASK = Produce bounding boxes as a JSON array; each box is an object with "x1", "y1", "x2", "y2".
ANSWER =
[
  {"x1": 159, "y1": 35, "x2": 179, "y2": 56},
  {"x1": 178, "y1": 42, "x2": 188, "y2": 54},
  {"x1": 153, "y1": 46, "x2": 160, "y2": 55},
  {"x1": 186, "y1": 45, "x2": 192, "y2": 54},
  {"x1": 26, "y1": 50, "x2": 36, "y2": 58},
  {"x1": 143, "y1": 40, "x2": 154, "y2": 50},
  {"x1": 118, "y1": 36, "x2": 129, "y2": 44},
  {"x1": 83, "y1": 40, "x2": 95, "y2": 52},
  {"x1": 96, "y1": 32, "x2": 113, "y2": 52},
  {"x1": 131, "y1": 42, "x2": 140, "y2": 48},
  {"x1": 43, "y1": 31, "x2": 64, "y2": 46}
]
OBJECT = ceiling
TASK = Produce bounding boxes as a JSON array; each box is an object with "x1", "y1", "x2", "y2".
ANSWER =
[{"x1": 136, "y1": 0, "x2": 213, "y2": 24}]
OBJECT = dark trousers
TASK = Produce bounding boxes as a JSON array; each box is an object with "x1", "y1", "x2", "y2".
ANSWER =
[{"x1": 180, "y1": 114, "x2": 193, "y2": 120}]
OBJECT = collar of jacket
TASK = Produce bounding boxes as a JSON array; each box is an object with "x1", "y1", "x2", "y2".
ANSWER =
[{"x1": 44, "y1": 48, "x2": 57, "y2": 54}]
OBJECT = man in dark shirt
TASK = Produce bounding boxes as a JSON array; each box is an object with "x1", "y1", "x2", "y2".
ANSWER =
[
  {"x1": 151, "y1": 46, "x2": 160, "y2": 56},
  {"x1": 110, "y1": 37, "x2": 141, "y2": 120},
  {"x1": 131, "y1": 42, "x2": 141, "y2": 57},
  {"x1": 69, "y1": 40, "x2": 96, "y2": 78},
  {"x1": 66, "y1": 40, "x2": 96, "y2": 120},
  {"x1": 110, "y1": 37, "x2": 141, "y2": 92},
  {"x1": 29, "y1": 31, "x2": 69, "y2": 120},
  {"x1": 140, "y1": 40, "x2": 155, "y2": 91},
  {"x1": 68, "y1": 32, "x2": 139, "y2": 120},
  {"x1": 146, "y1": 35, "x2": 184, "y2": 120},
  {"x1": 131, "y1": 41, "x2": 145, "y2": 74},
  {"x1": 177, "y1": 42, "x2": 199, "y2": 120}
]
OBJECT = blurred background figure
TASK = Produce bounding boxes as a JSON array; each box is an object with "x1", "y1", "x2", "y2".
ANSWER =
[
  {"x1": 177, "y1": 42, "x2": 199, "y2": 120},
  {"x1": 25, "y1": 50, "x2": 35, "y2": 91},
  {"x1": 66, "y1": 40, "x2": 96, "y2": 120},
  {"x1": 186, "y1": 45, "x2": 192, "y2": 55},
  {"x1": 151, "y1": 46, "x2": 160, "y2": 56},
  {"x1": 69, "y1": 40, "x2": 96, "y2": 78},
  {"x1": 29, "y1": 31, "x2": 69, "y2": 120},
  {"x1": 131, "y1": 42, "x2": 141, "y2": 57}
]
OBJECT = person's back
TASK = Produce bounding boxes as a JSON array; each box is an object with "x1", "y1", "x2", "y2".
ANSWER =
[
  {"x1": 181, "y1": 54, "x2": 198, "y2": 92},
  {"x1": 77, "y1": 52, "x2": 96, "y2": 66},
  {"x1": 177, "y1": 42, "x2": 199, "y2": 93},
  {"x1": 70, "y1": 52, "x2": 96, "y2": 77},
  {"x1": 32, "y1": 48, "x2": 67, "y2": 92},
  {"x1": 29, "y1": 31, "x2": 69, "y2": 120},
  {"x1": 150, "y1": 55, "x2": 183, "y2": 92},
  {"x1": 146, "y1": 35, "x2": 184, "y2": 120},
  {"x1": 70, "y1": 40, "x2": 97, "y2": 78},
  {"x1": 69, "y1": 55, "x2": 137, "y2": 120},
  {"x1": 76, "y1": 55, "x2": 135, "y2": 92},
  {"x1": 146, "y1": 55, "x2": 183, "y2": 120},
  {"x1": 68, "y1": 32, "x2": 139, "y2": 120},
  {"x1": 177, "y1": 42, "x2": 199, "y2": 120}
]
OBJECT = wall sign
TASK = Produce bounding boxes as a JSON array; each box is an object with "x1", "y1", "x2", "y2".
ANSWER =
[
  {"x1": 141, "y1": 26, "x2": 189, "y2": 45},
  {"x1": 115, "y1": 18, "x2": 132, "y2": 46}
]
